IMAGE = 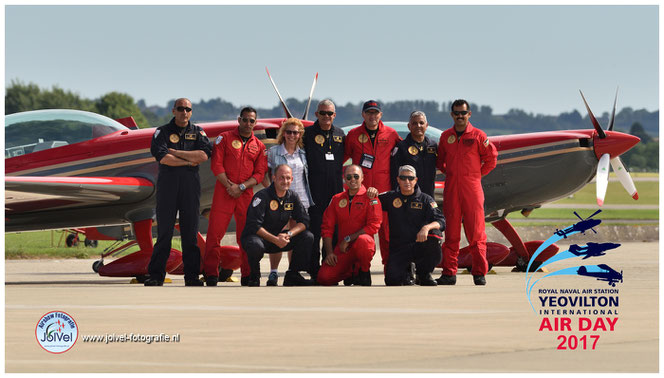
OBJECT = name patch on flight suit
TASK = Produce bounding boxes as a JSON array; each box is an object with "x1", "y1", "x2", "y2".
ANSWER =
[
  {"x1": 284, "y1": 202, "x2": 294, "y2": 211},
  {"x1": 232, "y1": 140, "x2": 242, "y2": 149},
  {"x1": 185, "y1": 133, "x2": 197, "y2": 140},
  {"x1": 447, "y1": 135, "x2": 456, "y2": 144},
  {"x1": 410, "y1": 202, "x2": 423, "y2": 210},
  {"x1": 427, "y1": 147, "x2": 437, "y2": 154},
  {"x1": 170, "y1": 134, "x2": 180, "y2": 143},
  {"x1": 393, "y1": 198, "x2": 402, "y2": 208},
  {"x1": 270, "y1": 200, "x2": 279, "y2": 211},
  {"x1": 315, "y1": 135, "x2": 325, "y2": 145},
  {"x1": 463, "y1": 139, "x2": 474, "y2": 146},
  {"x1": 377, "y1": 138, "x2": 388, "y2": 146},
  {"x1": 333, "y1": 135, "x2": 343, "y2": 143},
  {"x1": 408, "y1": 146, "x2": 419, "y2": 155},
  {"x1": 338, "y1": 199, "x2": 348, "y2": 208}
]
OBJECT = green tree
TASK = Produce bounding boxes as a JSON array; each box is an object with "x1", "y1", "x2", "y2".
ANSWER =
[{"x1": 94, "y1": 92, "x2": 150, "y2": 128}]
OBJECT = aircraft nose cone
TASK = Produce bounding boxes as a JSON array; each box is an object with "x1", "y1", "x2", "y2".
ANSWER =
[{"x1": 593, "y1": 131, "x2": 641, "y2": 160}]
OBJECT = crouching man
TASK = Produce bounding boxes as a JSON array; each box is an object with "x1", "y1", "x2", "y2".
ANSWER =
[
  {"x1": 241, "y1": 164, "x2": 314, "y2": 286},
  {"x1": 376, "y1": 165, "x2": 445, "y2": 286},
  {"x1": 317, "y1": 165, "x2": 382, "y2": 286}
]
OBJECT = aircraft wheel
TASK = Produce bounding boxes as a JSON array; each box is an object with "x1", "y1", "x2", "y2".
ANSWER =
[
  {"x1": 92, "y1": 260, "x2": 103, "y2": 273},
  {"x1": 84, "y1": 239, "x2": 98, "y2": 248},
  {"x1": 66, "y1": 234, "x2": 79, "y2": 247}
]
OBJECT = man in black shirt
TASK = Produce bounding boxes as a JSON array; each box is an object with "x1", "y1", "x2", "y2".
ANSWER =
[
  {"x1": 378, "y1": 165, "x2": 445, "y2": 286},
  {"x1": 302, "y1": 99, "x2": 345, "y2": 280},
  {"x1": 241, "y1": 164, "x2": 314, "y2": 286},
  {"x1": 146, "y1": 98, "x2": 212, "y2": 286}
]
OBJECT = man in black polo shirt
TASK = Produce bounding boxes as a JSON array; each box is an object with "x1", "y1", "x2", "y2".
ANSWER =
[
  {"x1": 241, "y1": 164, "x2": 314, "y2": 286},
  {"x1": 302, "y1": 99, "x2": 345, "y2": 280},
  {"x1": 378, "y1": 165, "x2": 445, "y2": 286}
]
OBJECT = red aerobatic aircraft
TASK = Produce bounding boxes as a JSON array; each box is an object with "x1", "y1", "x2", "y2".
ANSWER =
[{"x1": 4, "y1": 71, "x2": 640, "y2": 279}]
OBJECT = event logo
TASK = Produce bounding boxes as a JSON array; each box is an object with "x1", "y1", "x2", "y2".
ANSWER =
[
  {"x1": 525, "y1": 210, "x2": 621, "y2": 350},
  {"x1": 35, "y1": 311, "x2": 79, "y2": 353}
]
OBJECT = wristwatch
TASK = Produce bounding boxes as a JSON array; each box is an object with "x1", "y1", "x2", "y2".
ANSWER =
[
  {"x1": 239, "y1": 183, "x2": 246, "y2": 191},
  {"x1": 344, "y1": 235, "x2": 351, "y2": 243},
  {"x1": 287, "y1": 231, "x2": 293, "y2": 237}
]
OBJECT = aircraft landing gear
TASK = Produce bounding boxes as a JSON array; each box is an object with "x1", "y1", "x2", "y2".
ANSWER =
[
  {"x1": 92, "y1": 260, "x2": 104, "y2": 272},
  {"x1": 66, "y1": 233, "x2": 79, "y2": 247}
]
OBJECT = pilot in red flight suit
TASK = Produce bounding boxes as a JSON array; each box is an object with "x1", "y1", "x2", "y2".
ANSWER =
[
  {"x1": 203, "y1": 106, "x2": 268, "y2": 287},
  {"x1": 344, "y1": 100, "x2": 401, "y2": 266},
  {"x1": 436, "y1": 99, "x2": 497, "y2": 286},
  {"x1": 317, "y1": 165, "x2": 383, "y2": 286}
]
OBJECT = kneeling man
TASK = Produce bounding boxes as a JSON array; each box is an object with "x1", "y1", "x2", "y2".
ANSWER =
[
  {"x1": 241, "y1": 164, "x2": 314, "y2": 286},
  {"x1": 378, "y1": 165, "x2": 445, "y2": 286},
  {"x1": 317, "y1": 165, "x2": 382, "y2": 286}
]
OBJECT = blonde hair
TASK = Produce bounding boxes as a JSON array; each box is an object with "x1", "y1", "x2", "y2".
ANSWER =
[{"x1": 276, "y1": 118, "x2": 305, "y2": 148}]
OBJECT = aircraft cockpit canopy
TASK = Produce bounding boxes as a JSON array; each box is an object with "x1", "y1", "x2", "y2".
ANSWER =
[{"x1": 5, "y1": 109, "x2": 127, "y2": 158}]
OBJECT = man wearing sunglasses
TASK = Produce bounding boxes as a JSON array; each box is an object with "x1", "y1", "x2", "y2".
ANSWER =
[
  {"x1": 146, "y1": 98, "x2": 212, "y2": 286},
  {"x1": 302, "y1": 99, "x2": 346, "y2": 281},
  {"x1": 344, "y1": 100, "x2": 401, "y2": 269},
  {"x1": 378, "y1": 165, "x2": 444, "y2": 286},
  {"x1": 203, "y1": 106, "x2": 268, "y2": 287},
  {"x1": 317, "y1": 165, "x2": 383, "y2": 286},
  {"x1": 436, "y1": 99, "x2": 497, "y2": 286}
]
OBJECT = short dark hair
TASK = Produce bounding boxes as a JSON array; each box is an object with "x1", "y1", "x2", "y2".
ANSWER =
[
  {"x1": 240, "y1": 106, "x2": 257, "y2": 117},
  {"x1": 451, "y1": 99, "x2": 470, "y2": 111}
]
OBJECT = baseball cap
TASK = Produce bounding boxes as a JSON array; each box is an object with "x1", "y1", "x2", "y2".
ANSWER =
[{"x1": 362, "y1": 100, "x2": 381, "y2": 112}]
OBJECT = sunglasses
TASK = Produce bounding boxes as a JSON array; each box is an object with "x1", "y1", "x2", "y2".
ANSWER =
[
  {"x1": 176, "y1": 106, "x2": 192, "y2": 112},
  {"x1": 284, "y1": 130, "x2": 300, "y2": 135},
  {"x1": 398, "y1": 175, "x2": 416, "y2": 181},
  {"x1": 452, "y1": 111, "x2": 469, "y2": 116},
  {"x1": 318, "y1": 111, "x2": 335, "y2": 116},
  {"x1": 241, "y1": 117, "x2": 256, "y2": 124},
  {"x1": 345, "y1": 174, "x2": 360, "y2": 181}
]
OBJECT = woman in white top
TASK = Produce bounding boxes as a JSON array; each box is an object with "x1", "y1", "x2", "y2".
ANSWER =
[{"x1": 264, "y1": 118, "x2": 313, "y2": 286}]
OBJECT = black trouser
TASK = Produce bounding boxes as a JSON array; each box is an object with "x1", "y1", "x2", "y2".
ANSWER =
[
  {"x1": 307, "y1": 202, "x2": 337, "y2": 279},
  {"x1": 242, "y1": 230, "x2": 314, "y2": 279},
  {"x1": 384, "y1": 229, "x2": 443, "y2": 286},
  {"x1": 148, "y1": 168, "x2": 201, "y2": 282}
]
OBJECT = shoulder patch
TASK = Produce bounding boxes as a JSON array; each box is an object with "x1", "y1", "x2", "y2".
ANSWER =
[
  {"x1": 153, "y1": 129, "x2": 160, "y2": 139},
  {"x1": 430, "y1": 202, "x2": 438, "y2": 209},
  {"x1": 391, "y1": 146, "x2": 398, "y2": 156},
  {"x1": 215, "y1": 135, "x2": 223, "y2": 145},
  {"x1": 483, "y1": 138, "x2": 489, "y2": 147},
  {"x1": 252, "y1": 197, "x2": 262, "y2": 207},
  {"x1": 370, "y1": 199, "x2": 378, "y2": 205},
  {"x1": 200, "y1": 130, "x2": 207, "y2": 137}
]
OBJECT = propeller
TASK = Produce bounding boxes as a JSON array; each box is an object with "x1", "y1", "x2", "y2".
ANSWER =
[
  {"x1": 302, "y1": 72, "x2": 318, "y2": 120},
  {"x1": 579, "y1": 89, "x2": 639, "y2": 206},
  {"x1": 266, "y1": 67, "x2": 293, "y2": 119}
]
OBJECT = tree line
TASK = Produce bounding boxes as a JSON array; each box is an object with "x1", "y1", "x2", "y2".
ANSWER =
[{"x1": 5, "y1": 81, "x2": 658, "y2": 171}]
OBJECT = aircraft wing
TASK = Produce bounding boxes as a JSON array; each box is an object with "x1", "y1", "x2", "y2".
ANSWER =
[{"x1": 5, "y1": 176, "x2": 154, "y2": 214}]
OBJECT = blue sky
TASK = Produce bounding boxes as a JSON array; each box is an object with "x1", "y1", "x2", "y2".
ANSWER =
[{"x1": 5, "y1": 5, "x2": 659, "y2": 117}]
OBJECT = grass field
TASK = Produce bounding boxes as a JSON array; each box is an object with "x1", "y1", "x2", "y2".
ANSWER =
[
  {"x1": 553, "y1": 179, "x2": 658, "y2": 206},
  {"x1": 508, "y1": 208, "x2": 659, "y2": 220}
]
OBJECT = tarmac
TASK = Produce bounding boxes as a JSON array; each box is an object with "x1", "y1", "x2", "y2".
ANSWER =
[{"x1": 5, "y1": 240, "x2": 659, "y2": 373}]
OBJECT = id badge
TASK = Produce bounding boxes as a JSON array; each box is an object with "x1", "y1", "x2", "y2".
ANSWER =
[
  {"x1": 361, "y1": 153, "x2": 375, "y2": 169},
  {"x1": 325, "y1": 152, "x2": 335, "y2": 161}
]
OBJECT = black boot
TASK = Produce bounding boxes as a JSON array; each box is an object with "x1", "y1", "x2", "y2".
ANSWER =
[
  {"x1": 473, "y1": 275, "x2": 486, "y2": 286},
  {"x1": 356, "y1": 270, "x2": 372, "y2": 286},
  {"x1": 218, "y1": 268, "x2": 234, "y2": 282},
  {"x1": 436, "y1": 274, "x2": 456, "y2": 285},
  {"x1": 417, "y1": 273, "x2": 437, "y2": 286},
  {"x1": 283, "y1": 271, "x2": 314, "y2": 286}
]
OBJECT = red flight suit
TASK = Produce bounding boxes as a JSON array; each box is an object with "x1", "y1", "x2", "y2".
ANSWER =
[
  {"x1": 344, "y1": 121, "x2": 401, "y2": 265},
  {"x1": 436, "y1": 122, "x2": 497, "y2": 276},
  {"x1": 317, "y1": 185, "x2": 383, "y2": 285},
  {"x1": 203, "y1": 127, "x2": 267, "y2": 278}
]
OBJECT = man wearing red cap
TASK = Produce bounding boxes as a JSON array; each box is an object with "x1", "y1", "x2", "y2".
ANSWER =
[
  {"x1": 436, "y1": 99, "x2": 497, "y2": 286},
  {"x1": 203, "y1": 106, "x2": 268, "y2": 286},
  {"x1": 344, "y1": 100, "x2": 401, "y2": 267}
]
